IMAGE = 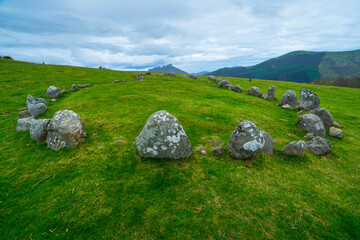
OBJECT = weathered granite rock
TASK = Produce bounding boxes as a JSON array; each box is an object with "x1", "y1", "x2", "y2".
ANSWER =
[
  {"x1": 189, "y1": 75, "x2": 197, "y2": 79},
  {"x1": 45, "y1": 86, "x2": 60, "y2": 98},
  {"x1": 135, "y1": 110, "x2": 193, "y2": 159},
  {"x1": 70, "y1": 84, "x2": 77, "y2": 91},
  {"x1": 329, "y1": 127, "x2": 343, "y2": 138},
  {"x1": 18, "y1": 110, "x2": 32, "y2": 119},
  {"x1": 214, "y1": 146, "x2": 225, "y2": 156},
  {"x1": 333, "y1": 121, "x2": 342, "y2": 128},
  {"x1": 281, "y1": 140, "x2": 306, "y2": 157},
  {"x1": 306, "y1": 136, "x2": 332, "y2": 155},
  {"x1": 310, "y1": 108, "x2": 334, "y2": 128},
  {"x1": 45, "y1": 110, "x2": 86, "y2": 150},
  {"x1": 232, "y1": 85, "x2": 242, "y2": 93},
  {"x1": 29, "y1": 103, "x2": 47, "y2": 117},
  {"x1": 227, "y1": 120, "x2": 265, "y2": 159},
  {"x1": 262, "y1": 86, "x2": 275, "y2": 100},
  {"x1": 260, "y1": 131, "x2": 274, "y2": 155},
  {"x1": 305, "y1": 133, "x2": 315, "y2": 139},
  {"x1": 280, "y1": 90, "x2": 299, "y2": 108},
  {"x1": 30, "y1": 119, "x2": 50, "y2": 141},
  {"x1": 300, "y1": 89, "x2": 320, "y2": 110},
  {"x1": 208, "y1": 76, "x2": 216, "y2": 81},
  {"x1": 218, "y1": 80, "x2": 232, "y2": 89},
  {"x1": 27, "y1": 95, "x2": 48, "y2": 109},
  {"x1": 16, "y1": 117, "x2": 35, "y2": 131},
  {"x1": 298, "y1": 113, "x2": 326, "y2": 138},
  {"x1": 247, "y1": 87, "x2": 262, "y2": 97}
]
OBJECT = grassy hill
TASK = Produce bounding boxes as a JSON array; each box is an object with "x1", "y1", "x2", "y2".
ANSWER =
[
  {"x1": 1, "y1": 59, "x2": 360, "y2": 239},
  {"x1": 210, "y1": 50, "x2": 360, "y2": 83}
]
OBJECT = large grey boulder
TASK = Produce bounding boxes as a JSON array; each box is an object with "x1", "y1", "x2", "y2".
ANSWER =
[
  {"x1": 232, "y1": 85, "x2": 242, "y2": 93},
  {"x1": 45, "y1": 110, "x2": 86, "y2": 150},
  {"x1": 45, "y1": 86, "x2": 60, "y2": 99},
  {"x1": 30, "y1": 119, "x2": 50, "y2": 142},
  {"x1": 306, "y1": 136, "x2": 332, "y2": 155},
  {"x1": 227, "y1": 120, "x2": 265, "y2": 159},
  {"x1": 280, "y1": 90, "x2": 299, "y2": 108},
  {"x1": 298, "y1": 113, "x2": 326, "y2": 138},
  {"x1": 300, "y1": 89, "x2": 320, "y2": 110},
  {"x1": 281, "y1": 140, "x2": 306, "y2": 157},
  {"x1": 262, "y1": 86, "x2": 275, "y2": 100},
  {"x1": 16, "y1": 117, "x2": 36, "y2": 131},
  {"x1": 247, "y1": 87, "x2": 262, "y2": 97},
  {"x1": 329, "y1": 127, "x2": 343, "y2": 138},
  {"x1": 135, "y1": 110, "x2": 193, "y2": 159},
  {"x1": 260, "y1": 131, "x2": 274, "y2": 155},
  {"x1": 310, "y1": 108, "x2": 334, "y2": 128}
]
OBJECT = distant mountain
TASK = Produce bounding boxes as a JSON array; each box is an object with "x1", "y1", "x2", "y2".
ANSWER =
[
  {"x1": 209, "y1": 49, "x2": 360, "y2": 83},
  {"x1": 148, "y1": 64, "x2": 188, "y2": 74},
  {"x1": 192, "y1": 71, "x2": 210, "y2": 75}
]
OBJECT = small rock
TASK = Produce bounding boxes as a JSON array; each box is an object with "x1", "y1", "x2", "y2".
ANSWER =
[
  {"x1": 305, "y1": 133, "x2": 315, "y2": 139},
  {"x1": 145, "y1": 71, "x2": 151, "y2": 75},
  {"x1": 280, "y1": 90, "x2": 299, "y2": 108},
  {"x1": 70, "y1": 84, "x2": 77, "y2": 91},
  {"x1": 200, "y1": 150, "x2": 207, "y2": 156},
  {"x1": 300, "y1": 89, "x2": 320, "y2": 110},
  {"x1": 329, "y1": 127, "x2": 343, "y2": 138},
  {"x1": 232, "y1": 85, "x2": 242, "y2": 93},
  {"x1": 189, "y1": 75, "x2": 197, "y2": 79},
  {"x1": 208, "y1": 140, "x2": 224, "y2": 147},
  {"x1": 51, "y1": 99, "x2": 56, "y2": 102},
  {"x1": 45, "y1": 86, "x2": 60, "y2": 99},
  {"x1": 114, "y1": 80, "x2": 120, "y2": 83},
  {"x1": 281, "y1": 140, "x2": 307, "y2": 157},
  {"x1": 114, "y1": 140, "x2": 124, "y2": 144},
  {"x1": 18, "y1": 110, "x2": 32, "y2": 119},
  {"x1": 16, "y1": 117, "x2": 36, "y2": 131},
  {"x1": 282, "y1": 104, "x2": 291, "y2": 109},
  {"x1": 333, "y1": 121, "x2": 342, "y2": 128},
  {"x1": 306, "y1": 136, "x2": 332, "y2": 155},
  {"x1": 123, "y1": 80, "x2": 128, "y2": 82},
  {"x1": 247, "y1": 87, "x2": 262, "y2": 97},
  {"x1": 296, "y1": 110, "x2": 303, "y2": 115},
  {"x1": 87, "y1": 83, "x2": 91, "y2": 87},
  {"x1": 262, "y1": 86, "x2": 275, "y2": 100},
  {"x1": 60, "y1": 90, "x2": 68, "y2": 94},
  {"x1": 195, "y1": 146, "x2": 205, "y2": 151},
  {"x1": 260, "y1": 131, "x2": 274, "y2": 155},
  {"x1": 214, "y1": 146, "x2": 225, "y2": 156},
  {"x1": 136, "y1": 74, "x2": 144, "y2": 81},
  {"x1": 77, "y1": 84, "x2": 88, "y2": 88}
]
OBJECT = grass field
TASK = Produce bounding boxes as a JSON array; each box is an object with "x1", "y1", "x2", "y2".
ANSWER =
[{"x1": 1, "y1": 59, "x2": 360, "y2": 239}]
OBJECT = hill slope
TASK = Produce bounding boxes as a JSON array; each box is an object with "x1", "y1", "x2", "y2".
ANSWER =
[
  {"x1": 1, "y1": 59, "x2": 360, "y2": 239},
  {"x1": 148, "y1": 64, "x2": 188, "y2": 74},
  {"x1": 209, "y1": 49, "x2": 360, "y2": 83}
]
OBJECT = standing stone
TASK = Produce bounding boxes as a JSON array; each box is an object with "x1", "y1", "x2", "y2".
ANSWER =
[
  {"x1": 260, "y1": 131, "x2": 274, "y2": 155},
  {"x1": 310, "y1": 108, "x2": 334, "y2": 128},
  {"x1": 247, "y1": 87, "x2": 262, "y2": 97},
  {"x1": 29, "y1": 103, "x2": 47, "y2": 117},
  {"x1": 262, "y1": 86, "x2": 275, "y2": 100},
  {"x1": 45, "y1": 110, "x2": 86, "y2": 150},
  {"x1": 16, "y1": 117, "x2": 36, "y2": 131},
  {"x1": 45, "y1": 86, "x2": 60, "y2": 99},
  {"x1": 30, "y1": 119, "x2": 50, "y2": 141},
  {"x1": 227, "y1": 120, "x2": 265, "y2": 159},
  {"x1": 135, "y1": 110, "x2": 193, "y2": 159},
  {"x1": 27, "y1": 95, "x2": 48, "y2": 109},
  {"x1": 18, "y1": 110, "x2": 32, "y2": 119},
  {"x1": 306, "y1": 136, "x2": 332, "y2": 155},
  {"x1": 300, "y1": 89, "x2": 320, "y2": 110},
  {"x1": 232, "y1": 85, "x2": 242, "y2": 93},
  {"x1": 281, "y1": 140, "x2": 306, "y2": 157},
  {"x1": 70, "y1": 84, "x2": 77, "y2": 91},
  {"x1": 279, "y1": 90, "x2": 299, "y2": 108},
  {"x1": 329, "y1": 127, "x2": 343, "y2": 138},
  {"x1": 298, "y1": 114, "x2": 326, "y2": 138}
]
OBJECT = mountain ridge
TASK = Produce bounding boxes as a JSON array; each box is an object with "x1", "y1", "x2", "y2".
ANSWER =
[{"x1": 148, "y1": 64, "x2": 188, "y2": 74}]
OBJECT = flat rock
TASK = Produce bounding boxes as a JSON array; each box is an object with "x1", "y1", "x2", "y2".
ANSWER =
[
  {"x1": 306, "y1": 136, "x2": 332, "y2": 155},
  {"x1": 300, "y1": 89, "x2": 320, "y2": 110},
  {"x1": 247, "y1": 87, "x2": 262, "y2": 97},
  {"x1": 262, "y1": 86, "x2": 275, "y2": 100},
  {"x1": 282, "y1": 104, "x2": 292, "y2": 109},
  {"x1": 280, "y1": 90, "x2": 299, "y2": 108},
  {"x1": 16, "y1": 117, "x2": 36, "y2": 131},
  {"x1": 227, "y1": 120, "x2": 265, "y2": 159},
  {"x1": 281, "y1": 140, "x2": 306, "y2": 157},
  {"x1": 310, "y1": 108, "x2": 334, "y2": 128},
  {"x1": 45, "y1": 110, "x2": 86, "y2": 150},
  {"x1": 298, "y1": 113, "x2": 326, "y2": 138},
  {"x1": 329, "y1": 127, "x2": 343, "y2": 138},
  {"x1": 30, "y1": 119, "x2": 50, "y2": 141},
  {"x1": 45, "y1": 86, "x2": 60, "y2": 98},
  {"x1": 135, "y1": 110, "x2": 193, "y2": 159},
  {"x1": 260, "y1": 131, "x2": 274, "y2": 155}
]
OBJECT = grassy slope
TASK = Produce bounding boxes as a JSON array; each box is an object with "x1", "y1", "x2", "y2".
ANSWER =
[{"x1": 1, "y1": 59, "x2": 360, "y2": 239}]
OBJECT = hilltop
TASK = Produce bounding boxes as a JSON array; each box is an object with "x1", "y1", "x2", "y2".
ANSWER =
[
  {"x1": 209, "y1": 49, "x2": 360, "y2": 83},
  {"x1": 1, "y1": 59, "x2": 360, "y2": 239},
  {"x1": 148, "y1": 64, "x2": 188, "y2": 74}
]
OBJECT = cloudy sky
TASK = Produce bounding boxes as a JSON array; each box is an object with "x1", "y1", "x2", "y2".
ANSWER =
[{"x1": 0, "y1": 0, "x2": 359, "y2": 73}]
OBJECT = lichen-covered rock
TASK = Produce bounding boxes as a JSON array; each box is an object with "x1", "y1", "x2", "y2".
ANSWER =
[
  {"x1": 260, "y1": 131, "x2": 274, "y2": 155},
  {"x1": 218, "y1": 80, "x2": 233, "y2": 90},
  {"x1": 232, "y1": 85, "x2": 242, "y2": 93},
  {"x1": 16, "y1": 117, "x2": 35, "y2": 131},
  {"x1": 135, "y1": 110, "x2": 193, "y2": 159},
  {"x1": 279, "y1": 90, "x2": 299, "y2": 107},
  {"x1": 281, "y1": 140, "x2": 306, "y2": 157},
  {"x1": 208, "y1": 76, "x2": 216, "y2": 81},
  {"x1": 30, "y1": 119, "x2": 50, "y2": 142},
  {"x1": 298, "y1": 113, "x2": 326, "y2": 138},
  {"x1": 262, "y1": 86, "x2": 275, "y2": 100},
  {"x1": 247, "y1": 87, "x2": 262, "y2": 97},
  {"x1": 18, "y1": 110, "x2": 32, "y2": 119},
  {"x1": 310, "y1": 108, "x2": 334, "y2": 128},
  {"x1": 227, "y1": 120, "x2": 265, "y2": 159},
  {"x1": 300, "y1": 89, "x2": 320, "y2": 110},
  {"x1": 329, "y1": 127, "x2": 343, "y2": 138},
  {"x1": 70, "y1": 84, "x2": 77, "y2": 91},
  {"x1": 45, "y1": 110, "x2": 86, "y2": 150},
  {"x1": 27, "y1": 95, "x2": 48, "y2": 109},
  {"x1": 45, "y1": 86, "x2": 60, "y2": 99},
  {"x1": 306, "y1": 136, "x2": 332, "y2": 155},
  {"x1": 29, "y1": 103, "x2": 47, "y2": 117},
  {"x1": 305, "y1": 133, "x2": 315, "y2": 139}
]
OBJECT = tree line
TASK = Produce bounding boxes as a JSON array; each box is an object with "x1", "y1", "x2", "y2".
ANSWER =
[{"x1": 311, "y1": 76, "x2": 360, "y2": 88}]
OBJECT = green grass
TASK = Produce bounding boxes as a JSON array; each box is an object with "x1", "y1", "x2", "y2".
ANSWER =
[{"x1": 1, "y1": 59, "x2": 360, "y2": 239}]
